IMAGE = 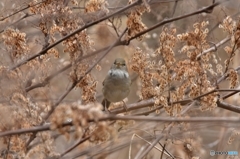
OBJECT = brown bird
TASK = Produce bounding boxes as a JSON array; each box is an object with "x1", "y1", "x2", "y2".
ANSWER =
[{"x1": 102, "y1": 58, "x2": 131, "y2": 111}]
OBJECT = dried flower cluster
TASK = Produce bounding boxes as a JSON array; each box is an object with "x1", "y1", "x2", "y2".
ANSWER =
[
  {"x1": 77, "y1": 73, "x2": 97, "y2": 104},
  {"x1": 26, "y1": 132, "x2": 57, "y2": 158},
  {"x1": 228, "y1": 129, "x2": 240, "y2": 144},
  {"x1": 2, "y1": 28, "x2": 29, "y2": 60},
  {"x1": 31, "y1": 0, "x2": 94, "y2": 60},
  {"x1": 61, "y1": 29, "x2": 94, "y2": 61},
  {"x1": 126, "y1": 0, "x2": 150, "y2": 41},
  {"x1": 174, "y1": 21, "x2": 219, "y2": 111},
  {"x1": 68, "y1": 62, "x2": 97, "y2": 104},
  {"x1": 131, "y1": 48, "x2": 154, "y2": 99},
  {"x1": 0, "y1": 0, "x2": 240, "y2": 158},
  {"x1": 173, "y1": 136, "x2": 204, "y2": 158},
  {"x1": 220, "y1": 16, "x2": 240, "y2": 72},
  {"x1": 0, "y1": 67, "x2": 52, "y2": 158},
  {"x1": 131, "y1": 28, "x2": 177, "y2": 115},
  {"x1": 51, "y1": 102, "x2": 109, "y2": 142},
  {"x1": 227, "y1": 69, "x2": 239, "y2": 89},
  {"x1": 131, "y1": 22, "x2": 223, "y2": 115},
  {"x1": 85, "y1": 0, "x2": 109, "y2": 13}
]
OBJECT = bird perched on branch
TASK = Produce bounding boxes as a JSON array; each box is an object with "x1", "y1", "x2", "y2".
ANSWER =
[{"x1": 102, "y1": 58, "x2": 131, "y2": 112}]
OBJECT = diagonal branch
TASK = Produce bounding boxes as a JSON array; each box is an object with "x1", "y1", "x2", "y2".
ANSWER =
[
  {"x1": 25, "y1": 47, "x2": 108, "y2": 92},
  {"x1": 10, "y1": 0, "x2": 142, "y2": 70},
  {"x1": 127, "y1": 1, "x2": 223, "y2": 42},
  {"x1": 0, "y1": 1, "x2": 45, "y2": 21},
  {"x1": 25, "y1": 28, "x2": 128, "y2": 149},
  {"x1": 1, "y1": 115, "x2": 240, "y2": 137}
]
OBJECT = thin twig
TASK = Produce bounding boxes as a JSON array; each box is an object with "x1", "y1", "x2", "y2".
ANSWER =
[
  {"x1": 25, "y1": 47, "x2": 108, "y2": 92},
  {"x1": 19, "y1": 1, "x2": 228, "y2": 95},
  {"x1": 0, "y1": 1, "x2": 44, "y2": 21},
  {"x1": 2, "y1": 115, "x2": 240, "y2": 138},
  {"x1": 10, "y1": 0, "x2": 142, "y2": 70},
  {"x1": 25, "y1": 28, "x2": 128, "y2": 149},
  {"x1": 127, "y1": 1, "x2": 223, "y2": 42},
  {"x1": 196, "y1": 37, "x2": 230, "y2": 60}
]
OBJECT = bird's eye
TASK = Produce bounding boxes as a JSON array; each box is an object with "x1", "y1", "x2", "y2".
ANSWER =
[{"x1": 122, "y1": 63, "x2": 126, "y2": 66}]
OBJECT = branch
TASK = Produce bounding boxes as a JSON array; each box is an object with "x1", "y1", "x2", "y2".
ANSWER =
[
  {"x1": 217, "y1": 66, "x2": 240, "y2": 84},
  {"x1": 1, "y1": 115, "x2": 240, "y2": 137},
  {"x1": 217, "y1": 100, "x2": 240, "y2": 113},
  {"x1": 10, "y1": 0, "x2": 142, "y2": 70},
  {"x1": 9, "y1": 0, "x2": 224, "y2": 71},
  {"x1": 110, "y1": 87, "x2": 240, "y2": 114},
  {"x1": 25, "y1": 28, "x2": 128, "y2": 148},
  {"x1": 0, "y1": 1, "x2": 44, "y2": 21},
  {"x1": 0, "y1": 13, "x2": 31, "y2": 34},
  {"x1": 127, "y1": 1, "x2": 223, "y2": 42},
  {"x1": 0, "y1": 124, "x2": 50, "y2": 137},
  {"x1": 25, "y1": 47, "x2": 108, "y2": 92},
  {"x1": 59, "y1": 121, "x2": 115, "y2": 158},
  {"x1": 21, "y1": 2, "x2": 230, "y2": 93},
  {"x1": 135, "y1": 135, "x2": 163, "y2": 159},
  {"x1": 196, "y1": 37, "x2": 230, "y2": 60}
]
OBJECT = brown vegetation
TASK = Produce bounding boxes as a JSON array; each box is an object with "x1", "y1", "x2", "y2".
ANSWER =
[{"x1": 0, "y1": 0, "x2": 240, "y2": 159}]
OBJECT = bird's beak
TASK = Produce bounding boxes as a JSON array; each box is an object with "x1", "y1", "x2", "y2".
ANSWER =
[{"x1": 116, "y1": 63, "x2": 120, "y2": 68}]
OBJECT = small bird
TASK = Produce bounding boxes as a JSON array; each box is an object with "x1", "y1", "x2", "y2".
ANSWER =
[{"x1": 102, "y1": 58, "x2": 131, "y2": 112}]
